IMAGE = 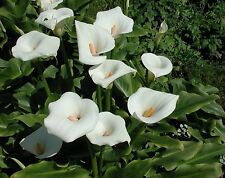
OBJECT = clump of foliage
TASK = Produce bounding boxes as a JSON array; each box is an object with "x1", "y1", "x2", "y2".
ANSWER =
[{"x1": 0, "y1": 0, "x2": 225, "y2": 178}]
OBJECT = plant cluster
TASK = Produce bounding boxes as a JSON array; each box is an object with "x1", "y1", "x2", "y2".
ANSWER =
[{"x1": 0, "y1": 0, "x2": 225, "y2": 178}]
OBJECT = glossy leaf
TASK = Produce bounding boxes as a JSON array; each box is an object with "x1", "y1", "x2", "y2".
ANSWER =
[
  {"x1": 14, "y1": 0, "x2": 29, "y2": 18},
  {"x1": 10, "y1": 161, "x2": 90, "y2": 178},
  {"x1": 202, "y1": 101, "x2": 225, "y2": 118},
  {"x1": 0, "y1": 147, "x2": 7, "y2": 168},
  {"x1": 114, "y1": 74, "x2": 142, "y2": 97},
  {"x1": 14, "y1": 114, "x2": 46, "y2": 127},
  {"x1": 103, "y1": 159, "x2": 153, "y2": 178},
  {"x1": 43, "y1": 65, "x2": 58, "y2": 79},
  {"x1": 133, "y1": 133, "x2": 184, "y2": 151},
  {"x1": 171, "y1": 91, "x2": 218, "y2": 118},
  {"x1": 162, "y1": 163, "x2": 222, "y2": 178},
  {"x1": 126, "y1": 25, "x2": 148, "y2": 37},
  {"x1": 186, "y1": 143, "x2": 225, "y2": 164},
  {"x1": 152, "y1": 141, "x2": 203, "y2": 171},
  {"x1": 210, "y1": 120, "x2": 225, "y2": 141}
]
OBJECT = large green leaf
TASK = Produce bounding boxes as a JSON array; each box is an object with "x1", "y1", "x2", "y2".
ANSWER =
[
  {"x1": 186, "y1": 143, "x2": 225, "y2": 164},
  {"x1": 126, "y1": 25, "x2": 148, "y2": 37},
  {"x1": 103, "y1": 159, "x2": 153, "y2": 178},
  {"x1": 161, "y1": 163, "x2": 222, "y2": 178},
  {"x1": 114, "y1": 74, "x2": 142, "y2": 97},
  {"x1": 43, "y1": 65, "x2": 58, "y2": 79},
  {"x1": 133, "y1": 133, "x2": 184, "y2": 151},
  {"x1": 0, "y1": 114, "x2": 23, "y2": 137},
  {"x1": 14, "y1": 114, "x2": 46, "y2": 127},
  {"x1": 171, "y1": 91, "x2": 218, "y2": 118},
  {"x1": 0, "y1": 58, "x2": 22, "y2": 87},
  {"x1": 210, "y1": 120, "x2": 225, "y2": 141},
  {"x1": 0, "y1": 147, "x2": 8, "y2": 168},
  {"x1": 152, "y1": 141, "x2": 203, "y2": 171},
  {"x1": 10, "y1": 161, "x2": 90, "y2": 178},
  {"x1": 14, "y1": 0, "x2": 30, "y2": 18},
  {"x1": 202, "y1": 101, "x2": 225, "y2": 118}
]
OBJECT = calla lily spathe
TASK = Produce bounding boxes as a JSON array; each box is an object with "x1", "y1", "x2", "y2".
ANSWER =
[
  {"x1": 86, "y1": 112, "x2": 131, "y2": 146},
  {"x1": 12, "y1": 31, "x2": 60, "y2": 61},
  {"x1": 35, "y1": 8, "x2": 74, "y2": 30},
  {"x1": 127, "y1": 87, "x2": 179, "y2": 124},
  {"x1": 159, "y1": 20, "x2": 168, "y2": 34},
  {"x1": 141, "y1": 53, "x2": 173, "y2": 78},
  {"x1": 20, "y1": 126, "x2": 63, "y2": 159},
  {"x1": 44, "y1": 92, "x2": 99, "y2": 143},
  {"x1": 75, "y1": 20, "x2": 115, "y2": 65},
  {"x1": 40, "y1": 0, "x2": 63, "y2": 10},
  {"x1": 94, "y1": 6, "x2": 134, "y2": 38},
  {"x1": 89, "y1": 60, "x2": 136, "y2": 88}
]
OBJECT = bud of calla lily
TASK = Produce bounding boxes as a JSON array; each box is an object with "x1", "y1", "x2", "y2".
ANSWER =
[
  {"x1": 159, "y1": 20, "x2": 168, "y2": 34},
  {"x1": 35, "y1": 8, "x2": 74, "y2": 31},
  {"x1": 141, "y1": 53, "x2": 173, "y2": 78},
  {"x1": 75, "y1": 20, "x2": 115, "y2": 65},
  {"x1": 86, "y1": 112, "x2": 131, "y2": 146},
  {"x1": 20, "y1": 126, "x2": 63, "y2": 159},
  {"x1": 44, "y1": 92, "x2": 99, "y2": 143},
  {"x1": 40, "y1": 0, "x2": 63, "y2": 11},
  {"x1": 12, "y1": 31, "x2": 60, "y2": 61},
  {"x1": 89, "y1": 60, "x2": 136, "y2": 88},
  {"x1": 128, "y1": 87, "x2": 179, "y2": 124},
  {"x1": 94, "y1": 6, "x2": 134, "y2": 38}
]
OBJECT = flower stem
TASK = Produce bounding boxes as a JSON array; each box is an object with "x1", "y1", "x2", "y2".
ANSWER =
[
  {"x1": 98, "y1": 146, "x2": 106, "y2": 178},
  {"x1": 36, "y1": 62, "x2": 51, "y2": 97},
  {"x1": 105, "y1": 88, "x2": 111, "y2": 111},
  {"x1": 97, "y1": 85, "x2": 103, "y2": 112},
  {"x1": 123, "y1": 0, "x2": 130, "y2": 15},
  {"x1": 60, "y1": 38, "x2": 75, "y2": 92},
  {"x1": 86, "y1": 139, "x2": 99, "y2": 178}
]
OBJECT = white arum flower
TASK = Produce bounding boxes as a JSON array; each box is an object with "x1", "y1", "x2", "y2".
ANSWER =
[
  {"x1": 141, "y1": 53, "x2": 173, "y2": 78},
  {"x1": 40, "y1": 0, "x2": 63, "y2": 10},
  {"x1": 86, "y1": 112, "x2": 130, "y2": 146},
  {"x1": 94, "y1": 6, "x2": 134, "y2": 38},
  {"x1": 20, "y1": 126, "x2": 62, "y2": 159},
  {"x1": 159, "y1": 20, "x2": 168, "y2": 34},
  {"x1": 75, "y1": 20, "x2": 115, "y2": 65},
  {"x1": 44, "y1": 92, "x2": 99, "y2": 143},
  {"x1": 89, "y1": 60, "x2": 136, "y2": 88},
  {"x1": 128, "y1": 87, "x2": 179, "y2": 124},
  {"x1": 35, "y1": 8, "x2": 74, "y2": 30},
  {"x1": 12, "y1": 31, "x2": 60, "y2": 61}
]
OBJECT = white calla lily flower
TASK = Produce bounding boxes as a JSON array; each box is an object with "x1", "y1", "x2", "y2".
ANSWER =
[
  {"x1": 12, "y1": 31, "x2": 60, "y2": 61},
  {"x1": 40, "y1": 0, "x2": 63, "y2": 10},
  {"x1": 35, "y1": 8, "x2": 74, "y2": 30},
  {"x1": 44, "y1": 92, "x2": 99, "y2": 143},
  {"x1": 128, "y1": 87, "x2": 179, "y2": 124},
  {"x1": 159, "y1": 20, "x2": 168, "y2": 34},
  {"x1": 20, "y1": 126, "x2": 63, "y2": 159},
  {"x1": 75, "y1": 20, "x2": 115, "y2": 65},
  {"x1": 94, "y1": 6, "x2": 134, "y2": 38},
  {"x1": 89, "y1": 60, "x2": 136, "y2": 88},
  {"x1": 141, "y1": 53, "x2": 173, "y2": 78},
  {"x1": 86, "y1": 112, "x2": 130, "y2": 146}
]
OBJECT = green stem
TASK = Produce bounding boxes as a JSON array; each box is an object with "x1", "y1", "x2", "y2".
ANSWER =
[
  {"x1": 60, "y1": 38, "x2": 75, "y2": 92},
  {"x1": 105, "y1": 88, "x2": 111, "y2": 111},
  {"x1": 98, "y1": 146, "x2": 106, "y2": 178},
  {"x1": 97, "y1": 85, "x2": 103, "y2": 112},
  {"x1": 123, "y1": 0, "x2": 129, "y2": 15},
  {"x1": 36, "y1": 62, "x2": 51, "y2": 97},
  {"x1": 86, "y1": 139, "x2": 99, "y2": 178}
]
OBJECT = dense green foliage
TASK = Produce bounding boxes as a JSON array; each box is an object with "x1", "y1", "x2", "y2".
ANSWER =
[{"x1": 0, "y1": 0, "x2": 225, "y2": 178}]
